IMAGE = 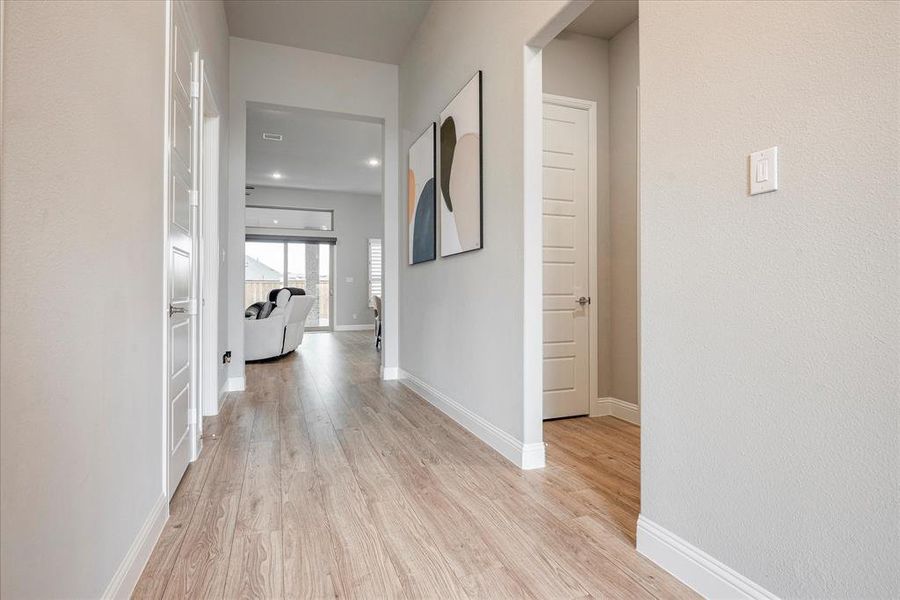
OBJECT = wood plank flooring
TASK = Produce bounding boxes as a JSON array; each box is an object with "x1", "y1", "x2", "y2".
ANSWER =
[{"x1": 134, "y1": 331, "x2": 696, "y2": 599}]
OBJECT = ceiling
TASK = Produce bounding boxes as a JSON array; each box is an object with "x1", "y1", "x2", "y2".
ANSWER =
[
  {"x1": 225, "y1": 0, "x2": 431, "y2": 65},
  {"x1": 246, "y1": 103, "x2": 383, "y2": 196},
  {"x1": 564, "y1": 0, "x2": 638, "y2": 39}
]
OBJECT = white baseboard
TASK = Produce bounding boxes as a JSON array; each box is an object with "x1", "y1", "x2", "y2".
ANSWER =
[
  {"x1": 381, "y1": 366, "x2": 400, "y2": 381},
  {"x1": 334, "y1": 324, "x2": 375, "y2": 331},
  {"x1": 590, "y1": 397, "x2": 640, "y2": 425},
  {"x1": 102, "y1": 493, "x2": 167, "y2": 600},
  {"x1": 637, "y1": 516, "x2": 779, "y2": 600},
  {"x1": 398, "y1": 369, "x2": 546, "y2": 470},
  {"x1": 520, "y1": 442, "x2": 547, "y2": 469},
  {"x1": 225, "y1": 376, "x2": 245, "y2": 392}
]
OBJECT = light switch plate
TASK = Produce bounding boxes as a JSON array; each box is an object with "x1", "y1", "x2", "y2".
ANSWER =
[{"x1": 750, "y1": 146, "x2": 778, "y2": 195}]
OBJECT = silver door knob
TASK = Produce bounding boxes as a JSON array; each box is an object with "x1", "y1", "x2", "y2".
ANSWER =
[
  {"x1": 169, "y1": 304, "x2": 187, "y2": 317},
  {"x1": 576, "y1": 296, "x2": 591, "y2": 306}
]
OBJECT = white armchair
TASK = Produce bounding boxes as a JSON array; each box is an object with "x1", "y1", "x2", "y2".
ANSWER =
[{"x1": 245, "y1": 288, "x2": 314, "y2": 361}]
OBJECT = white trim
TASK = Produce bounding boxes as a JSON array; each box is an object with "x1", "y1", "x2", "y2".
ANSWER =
[
  {"x1": 200, "y1": 62, "x2": 220, "y2": 418},
  {"x1": 225, "y1": 376, "x2": 245, "y2": 392},
  {"x1": 334, "y1": 324, "x2": 375, "y2": 332},
  {"x1": 542, "y1": 93, "x2": 599, "y2": 416},
  {"x1": 399, "y1": 369, "x2": 546, "y2": 470},
  {"x1": 381, "y1": 366, "x2": 400, "y2": 381},
  {"x1": 101, "y1": 494, "x2": 167, "y2": 600},
  {"x1": 589, "y1": 397, "x2": 640, "y2": 425},
  {"x1": 521, "y1": 44, "x2": 545, "y2": 448},
  {"x1": 218, "y1": 380, "x2": 228, "y2": 403},
  {"x1": 521, "y1": 442, "x2": 547, "y2": 470},
  {"x1": 637, "y1": 516, "x2": 780, "y2": 600}
]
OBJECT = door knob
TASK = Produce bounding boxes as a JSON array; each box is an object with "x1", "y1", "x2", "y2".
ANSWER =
[
  {"x1": 576, "y1": 296, "x2": 591, "y2": 306},
  {"x1": 169, "y1": 304, "x2": 187, "y2": 317}
]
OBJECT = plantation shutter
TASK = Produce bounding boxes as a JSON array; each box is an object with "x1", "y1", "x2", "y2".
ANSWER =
[{"x1": 368, "y1": 238, "x2": 383, "y2": 307}]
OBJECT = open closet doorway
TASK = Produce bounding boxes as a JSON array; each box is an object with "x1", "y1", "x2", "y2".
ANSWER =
[{"x1": 529, "y1": 0, "x2": 643, "y2": 542}]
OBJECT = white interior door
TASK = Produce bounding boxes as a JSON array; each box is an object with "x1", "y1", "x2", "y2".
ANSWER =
[
  {"x1": 167, "y1": 3, "x2": 199, "y2": 495},
  {"x1": 542, "y1": 100, "x2": 591, "y2": 419}
]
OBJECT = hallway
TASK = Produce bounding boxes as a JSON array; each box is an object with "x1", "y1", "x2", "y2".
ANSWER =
[{"x1": 134, "y1": 332, "x2": 694, "y2": 599}]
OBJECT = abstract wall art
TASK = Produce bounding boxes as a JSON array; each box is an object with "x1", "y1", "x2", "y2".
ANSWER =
[
  {"x1": 440, "y1": 71, "x2": 483, "y2": 257},
  {"x1": 407, "y1": 122, "x2": 436, "y2": 265}
]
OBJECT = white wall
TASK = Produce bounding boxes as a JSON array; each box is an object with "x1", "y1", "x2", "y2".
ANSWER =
[
  {"x1": 399, "y1": 0, "x2": 586, "y2": 451},
  {"x1": 608, "y1": 20, "x2": 639, "y2": 406},
  {"x1": 640, "y1": 1, "x2": 899, "y2": 597},
  {"x1": 2, "y1": 2, "x2": 162, "y2": 597},
  {"x1": 229, "y1": 37, "x2": 399, "y2": 383},
  {"x1": 542, "y1": 32, "x2": 612, "y2": 400},
  {"x1": 246, "y1": 186, "x2": 383, "y2": 328},
  {"x1": 0, "y1": 1, "x2": 230, "y2": 596}
]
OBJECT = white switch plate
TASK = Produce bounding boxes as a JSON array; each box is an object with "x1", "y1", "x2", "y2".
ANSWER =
[{"x1": 750, "y1": 146, "x2": 778, "y2": 195}]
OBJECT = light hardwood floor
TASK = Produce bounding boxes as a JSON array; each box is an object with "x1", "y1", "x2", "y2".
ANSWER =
[{"x1": 134, "y1": 331, "x2": 695, "y2": 599}]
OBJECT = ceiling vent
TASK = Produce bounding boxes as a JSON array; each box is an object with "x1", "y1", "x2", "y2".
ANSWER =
[{"x1": 262, "y1": 133, "x2": 283, "y2": 141}]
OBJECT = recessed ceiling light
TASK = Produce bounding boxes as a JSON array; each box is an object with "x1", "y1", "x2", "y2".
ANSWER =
[
  {"x1": 273, "y1": 219, "x2": 279, "y2": 224},
  {"x1": 367, "y1": 158, "x2": 380, "y2": 167},
  {"x1": 272, "y1": 172, "x2": 283, "y2": 179}
]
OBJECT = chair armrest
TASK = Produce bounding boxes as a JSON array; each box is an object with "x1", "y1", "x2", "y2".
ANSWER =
[{"x1": 244, "y1": 314, "x2": 288, "y2": 360}]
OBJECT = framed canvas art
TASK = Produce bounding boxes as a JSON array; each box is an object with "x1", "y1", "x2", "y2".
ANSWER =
[
  {"x1": 408, "y1": 122, "x2": 437, "y2": 264},
  {"x1": 440, "y1": 71, "x2": 483, "y2": 257}
]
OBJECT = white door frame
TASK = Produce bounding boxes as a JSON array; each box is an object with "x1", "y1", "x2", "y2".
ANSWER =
[
  {"x1": 199, "y1": 61, "x2": 221, "y2": 418},
  {"x1": 542, "y1": 93, "x2": 600, "y2": 416},
  {"x1": 161, "y1": 0, "x2": 173, "y2": 503}
]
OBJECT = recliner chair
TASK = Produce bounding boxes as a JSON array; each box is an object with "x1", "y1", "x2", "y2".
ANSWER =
[{"x1": 245, "y1": 288, "x2": 314, "y2": 361}]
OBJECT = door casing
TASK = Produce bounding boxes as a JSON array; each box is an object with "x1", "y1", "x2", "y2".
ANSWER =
[{"x1": 199, "y1": 61, "x2": 221, "y2": 418}]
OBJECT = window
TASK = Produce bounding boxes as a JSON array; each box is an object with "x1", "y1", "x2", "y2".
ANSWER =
[
  {"x1": 245, "y1": 237, "x2": 333, "y2": 329},
  {"x1": 245, "y1": 241, "x2": 284, "y2": 308},
  {"x1": 245, "y1": 206, "x2": 333, "y2": 231},
  {"x1": 368, "y1": 238, "x2": 382, "y2": 307}
]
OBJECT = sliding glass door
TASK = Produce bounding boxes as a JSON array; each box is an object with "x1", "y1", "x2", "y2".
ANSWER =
[
  {"x1": 244, "y1": 238, "x2": 333, "y2": 330},
  {"x1": 245, "y1": 241, "x2": 284, "y2": 307},
  {"x1": 286, "y1": 242, "x2": 332, "y2": 329}
]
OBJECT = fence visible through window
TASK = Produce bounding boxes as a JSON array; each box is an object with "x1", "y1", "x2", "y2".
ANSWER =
[{"x1": 245, "y1": 239, "x2": 332, "y2": 328}]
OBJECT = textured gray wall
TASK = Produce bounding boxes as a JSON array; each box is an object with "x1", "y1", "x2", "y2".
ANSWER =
[
  {"x1": 640, "y1": 1, "x2": 899, "y2": 597},
  {"x1": 608, "y1": 20, "x2": 639, "y2": 406},
  {"x1": 3, "y1": 1, "x2": 157, "y2": 596}
]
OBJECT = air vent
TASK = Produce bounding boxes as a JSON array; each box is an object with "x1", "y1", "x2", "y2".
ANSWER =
[
  {"x1": 262, "y1": 133, "x2": 283, "y2": 141},
  {"x1": 245, "y1": 185, "x2": 255, "y2": 190}
]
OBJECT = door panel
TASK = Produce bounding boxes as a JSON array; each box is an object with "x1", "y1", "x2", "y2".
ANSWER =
[
  {"x1": 167, "y1": 4, "x2": 199, "y2": 496},
  {"x1": 172, "y1": 104, "x2": 192, "y2": 174},
  {"x1": 542, "y1": 101, "x2": 590, "y2": 419}
]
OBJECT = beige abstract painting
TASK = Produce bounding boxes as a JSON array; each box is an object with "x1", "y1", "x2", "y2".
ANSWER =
[{"x1": 440, "y1": 71, "x2": 482, "y2": 257}]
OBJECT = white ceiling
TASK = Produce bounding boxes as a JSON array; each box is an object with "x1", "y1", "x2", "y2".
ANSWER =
[
  {"x1": 225, "y1": 0, "x2": 431, "y2": 65},
  {"x1": 564, "y1": 0, "x2": 638, "y2": 39},
  {"x1": 246, "y1": 103, "x2": 383, "y2": 196}
]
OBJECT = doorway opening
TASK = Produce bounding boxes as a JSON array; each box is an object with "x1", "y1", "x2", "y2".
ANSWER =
[
  {"x1": 527, "y1": 0, "x2": 642, "y2": 543},
  {"x1": 241, "y1": 102, "x2": 385, "y2": 361}
]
